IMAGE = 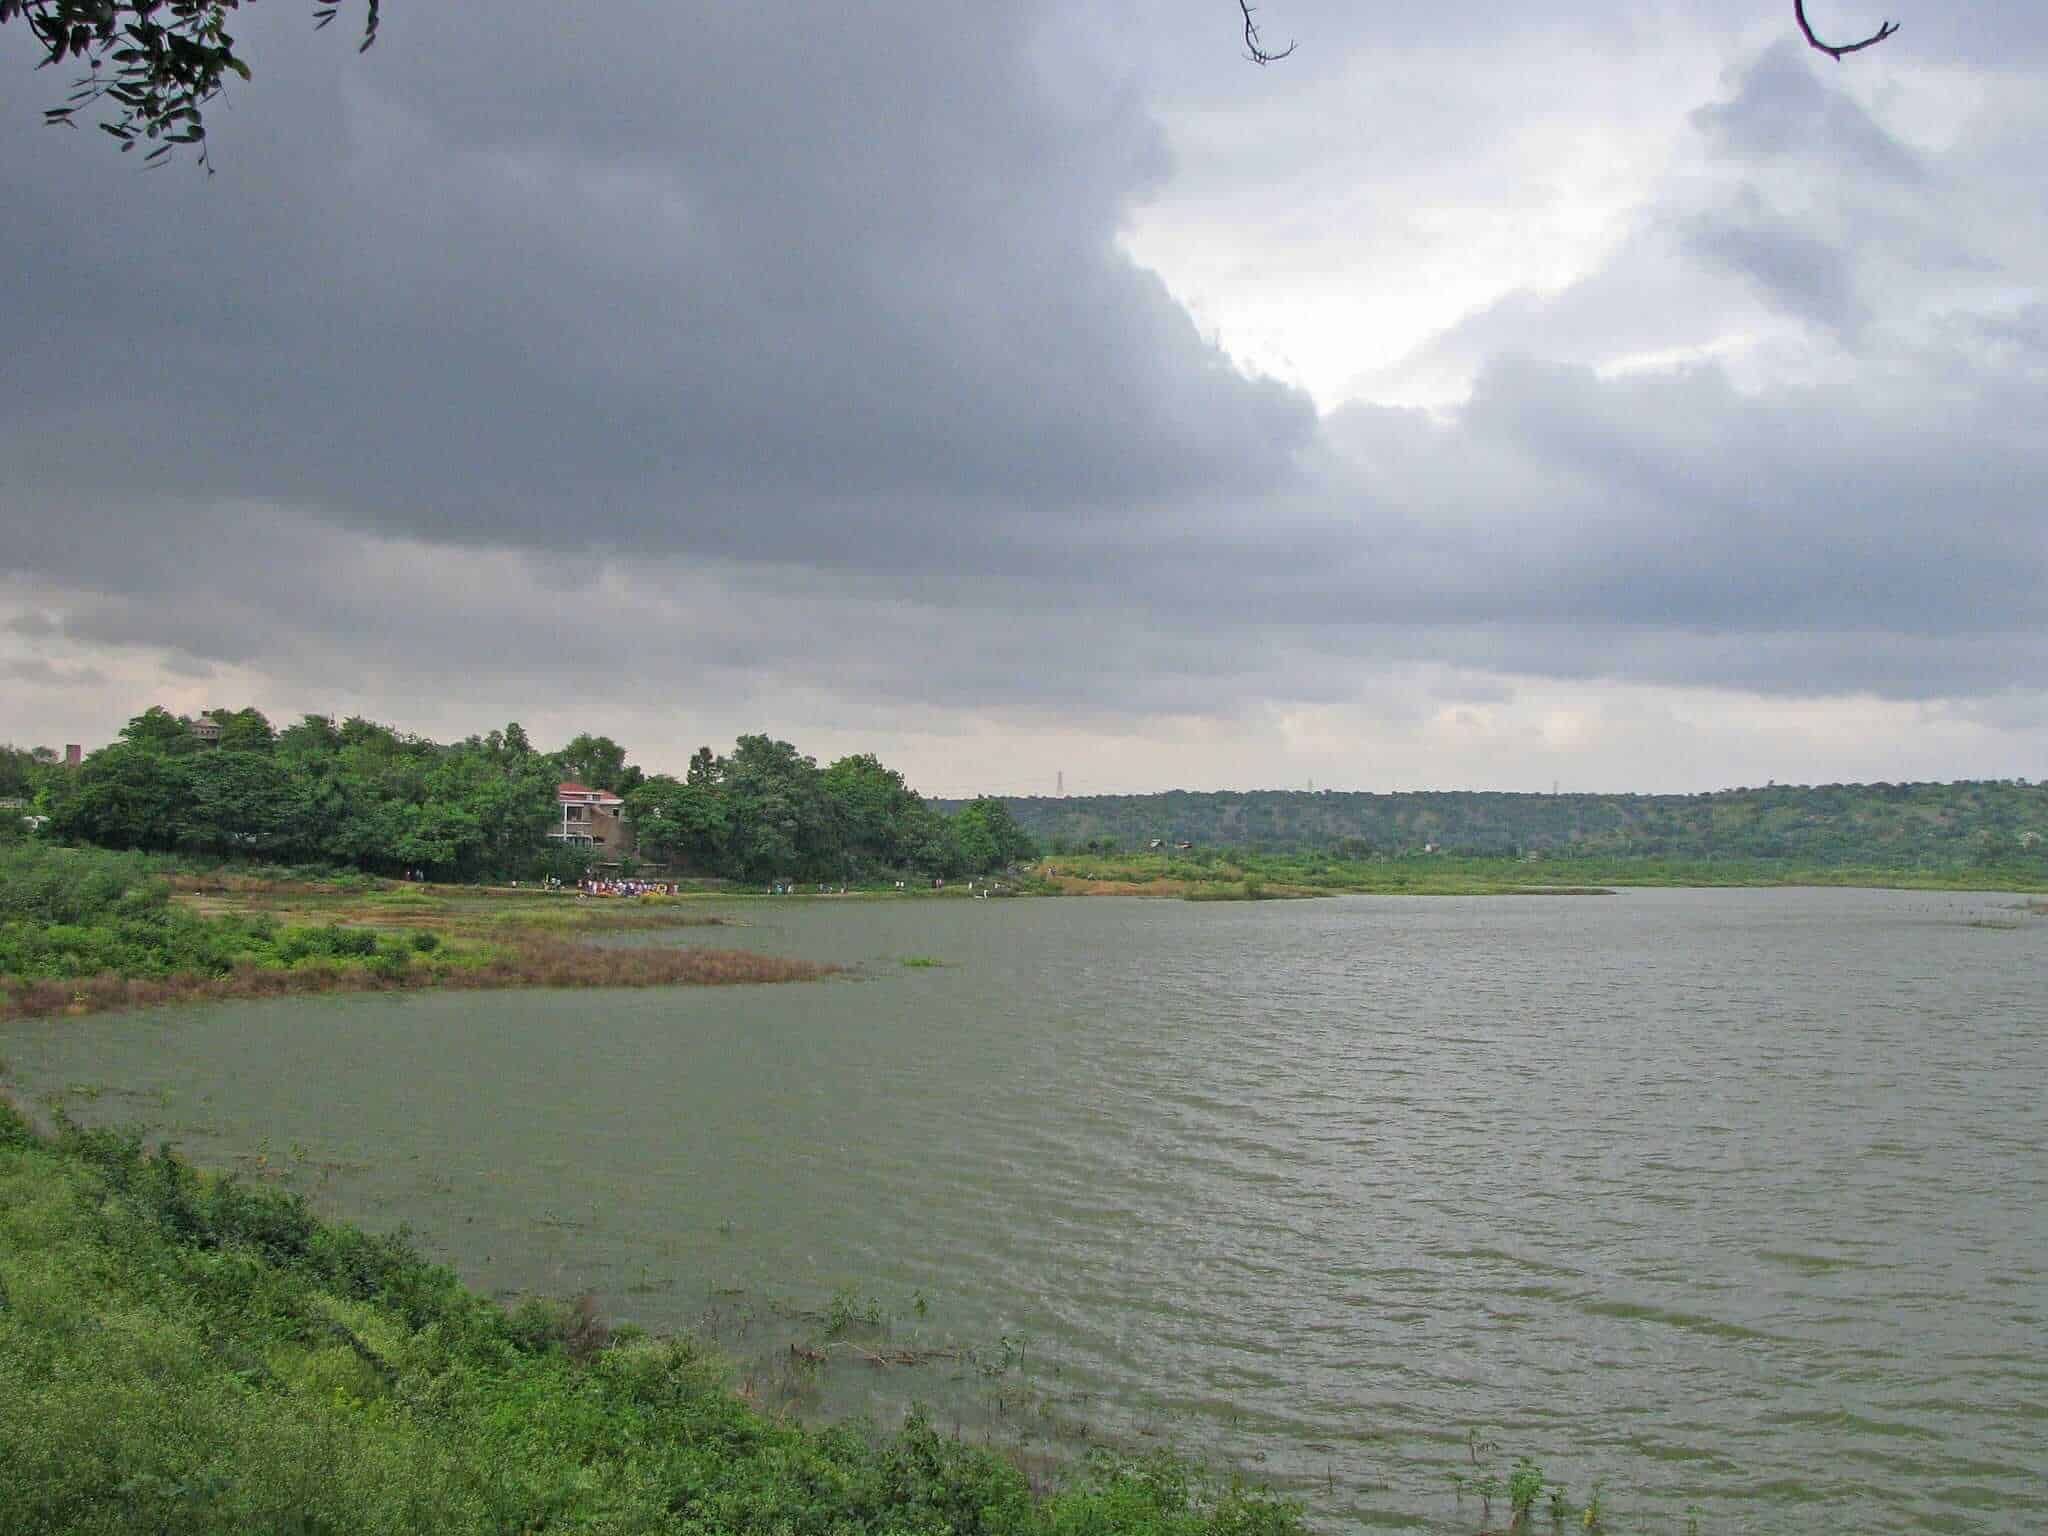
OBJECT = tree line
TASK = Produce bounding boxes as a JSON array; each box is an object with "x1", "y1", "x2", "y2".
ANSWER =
[
  {"x1": 2, "y1": 707, "x2": 1034, "y2": 883},
  {"x1": 976, "y1": 781, "x2": 2048, "y2": 871}
]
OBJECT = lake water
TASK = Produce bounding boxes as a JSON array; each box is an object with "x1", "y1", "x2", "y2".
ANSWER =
[{"x1": 7, "y1": 888, "x2": 2044, "y2": 1532}]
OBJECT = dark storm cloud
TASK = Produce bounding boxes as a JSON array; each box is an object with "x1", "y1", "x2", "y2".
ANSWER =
[
  {"x1": 0, "y1": 0, "x2": 1314, "y2": 557},
  {"x1": 2, "y1": 8, "x2": 2044, "y2": 722}
]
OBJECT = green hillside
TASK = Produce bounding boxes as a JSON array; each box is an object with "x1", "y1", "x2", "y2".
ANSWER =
[{"x1": 961, "y1": 781, "x2": 2048, "y2": 871}]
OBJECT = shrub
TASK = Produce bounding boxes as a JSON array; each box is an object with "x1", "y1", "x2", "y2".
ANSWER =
[
  {"x1": 365, "y1": 947, "x2": 411, "y2": 980},
  {"x1": 322, "y1": 925, "x2": 378, "y2": 958}
]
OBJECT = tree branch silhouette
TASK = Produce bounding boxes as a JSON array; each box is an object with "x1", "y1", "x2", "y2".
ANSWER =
[
  {"x1": 1794, "y1": 1, "x2": 1900, "y2": 60},
  {"x1": 1238, "y1": 0, "x2": 1295, "y2": 66}
]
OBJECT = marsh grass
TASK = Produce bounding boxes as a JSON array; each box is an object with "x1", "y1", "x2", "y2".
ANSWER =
[
  {"x1": 488, "y1": 904, "x2": 736, "y2": 934},
  {"x1": 1, "y1": 844, "x2": 820, "y2": 1023},
  {"x1": 0, "y1": 938, "x2": 836, "y2": 1023},
  {"x1": 1180, "y1": 881, "x2": 1321, "y2": 902}
]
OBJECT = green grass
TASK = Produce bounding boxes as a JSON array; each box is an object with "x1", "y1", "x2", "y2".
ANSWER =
[
  {"x1": 0, "y1": 844, "x2": 445, "y2": 1010},
  {"x1": 0, "y1": 843, "x2": 828, "y2": 1021},
  {"x1": 0, "y1": 1101, "x2": 1302, "y2": 1536}
]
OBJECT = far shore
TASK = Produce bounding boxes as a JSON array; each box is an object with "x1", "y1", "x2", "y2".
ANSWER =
[
  {"x1": 6, "y1": 853, "x2": 2041, "y2": 1027},
  {"x1": 1034, "y1": 853, "x2": 2048, "y2": 900}
]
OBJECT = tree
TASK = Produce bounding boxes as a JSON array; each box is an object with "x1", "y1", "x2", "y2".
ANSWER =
[
  {"x1": 425, "y1": 746, "x2": 556, "y2": 872},
  {"x1": 624, "y1": 775, "x2": 728, "y2": 871},
  {"x1": 182, "y1": 748, "x2": 300, "y2": 853},
  {"x1": 214, "y1": 707, "x2": 275, "y2": 753},
  {"x1": 276, "y1": 713, "x2": 340, "y2": 760},
  {"x1": 118, "y1": 704, "x2": 201, "y2": 754},
  {"x1": 952, "y1": 796, "x2": 1035, "y2": 874},
  {"x1": 5, "y1": 3, "x2": 1901, "y2": 168},
  {"x1": 0, "y1": 746, "x2": 46, "y2": 799},
  {"x1": 392, "y1": 798, "x2": 482, "y2": 878},
  {"x1": 717, "y1": 735, "x2": 839, "y2": 880},
  {"x1": 51, "y1": 742, "x2": 190, "y2": 850},
  {"x1": 820, "y1": 753, "x2": 927, "y2": 873},
  {"x1": 554, "y1": 732, "x2": 633, "y2": 794}
]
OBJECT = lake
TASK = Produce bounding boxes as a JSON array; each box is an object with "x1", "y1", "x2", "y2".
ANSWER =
[{"x1": 7, "y1": 887, "x2": 2044, "y2": 1532}]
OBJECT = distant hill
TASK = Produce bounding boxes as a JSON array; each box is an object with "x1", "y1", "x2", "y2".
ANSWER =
[{"x1": 939, "y1": 781, "x2": 2048, "y2": 869}]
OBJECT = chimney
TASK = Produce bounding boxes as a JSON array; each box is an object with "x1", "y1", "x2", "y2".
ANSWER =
[{"x1": 64, "y1": 744, "x2": 82, "y2": 768}]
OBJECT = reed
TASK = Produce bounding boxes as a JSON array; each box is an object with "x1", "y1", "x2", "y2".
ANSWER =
[{"x1": 0, "y1": 936, "x2": 836, "y2": 1022}]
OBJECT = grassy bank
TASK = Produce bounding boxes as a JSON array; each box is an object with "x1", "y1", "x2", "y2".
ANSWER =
[
  {"x1": 0, "y1": 846, "x2": 833, "y2": 1023},
  {"x1": 0, "y1": 1102, "x2": 1301, "y2": 1536},
  {"x1": 1039, "y1": 850, "x2": 2048, "y2": 898}
]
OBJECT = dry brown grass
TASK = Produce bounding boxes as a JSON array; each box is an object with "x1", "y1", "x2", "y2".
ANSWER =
[
  {"x1": 0, "y1": 939, "x2": 837, "y2": 1023},
  {"x1": 454, "y1": 938, "x2": 829, "y2": 991},
  {"x1": 1049, "y1": 875, "x2": 1194, "y2": 896},
  {"x1": 166, "y1": 871, "x2": 384, "y2": 897}
]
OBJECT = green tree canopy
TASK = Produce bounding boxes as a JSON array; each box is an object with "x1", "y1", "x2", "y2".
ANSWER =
[
  {"x1": 181, "y1": 749, "x2": 300, "y2": 854},
  {"x1": 952, "y1": 796, "x2": 1036, "y2": 874},
  {"x1": 554, "y1": 733, "x2": 635, "y2": 794},
  {"x1": 821, "y1": 753, "x2": 929, "y2": 872},
  {"x1": 624, "y1": 776, "x2": 729, "y2": 872},
  {"x1": 118, "y1": 706, "x2": 200, "y2": 756},
  {"x1": 213, "y1": 707, "x2": 276, "y2": 754},
  {"x1": 717, "y1": 735, "x2": 840, "y2": 881},
  {"x1": 51, "y1": 743, "x2": 190, "y2": 851}
]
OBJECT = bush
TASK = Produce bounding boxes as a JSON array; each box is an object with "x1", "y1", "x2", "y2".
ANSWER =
[
  {"x1": 365, "y1": 947, "x2": 411, "y2": 980},
  {"x1": 0, "y1": 1098, "x2": 33, "y2": 1150},
  {"x1": 322, "y1": 925, "x2": 378, "y2": 958}
]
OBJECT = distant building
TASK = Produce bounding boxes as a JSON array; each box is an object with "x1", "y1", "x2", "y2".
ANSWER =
[
  {"x1": 551, "y1": 781, "x2": 629, "y2": 853},
  {"x1": 185, "y1": 716, "x2": 222, "y2": 746},
  {"x1": 64, "y1": 744, "x2": 81, "y2": 768}
]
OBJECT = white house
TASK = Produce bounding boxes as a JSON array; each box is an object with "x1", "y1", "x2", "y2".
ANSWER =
[{"x1": 549, "y1": 781, "x2": 628, "y2": 851}]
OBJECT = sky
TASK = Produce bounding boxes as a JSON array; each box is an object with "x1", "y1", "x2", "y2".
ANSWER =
[{"x1": 3, "y1": 1, "x2": 2044, "y2": 797}]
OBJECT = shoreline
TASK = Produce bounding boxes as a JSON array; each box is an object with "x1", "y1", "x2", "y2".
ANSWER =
[
  {"x1": 1035, "y1": 854, "x2": 2048, "y2": 899},
  {"x1": 0, "y1": 1104, "x2": 1310, "y2": 1536},
  {"x1": 6, "y1": 854, "x2": 2041, "y2": 1026}
]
